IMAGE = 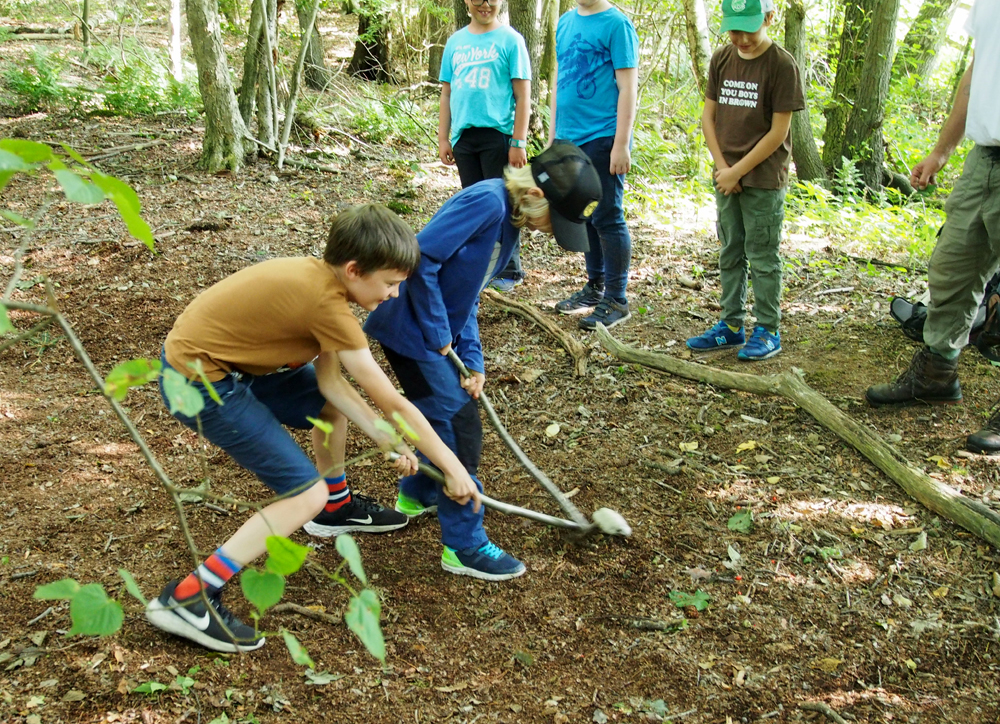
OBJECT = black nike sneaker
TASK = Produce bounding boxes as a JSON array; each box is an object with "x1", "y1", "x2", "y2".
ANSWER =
[
  {"x1": 145, "y1": 580, "x2": 265, "y2": 652},
  {"x1": 302, "y1": 493, "x2": 409, "y2": 537}
]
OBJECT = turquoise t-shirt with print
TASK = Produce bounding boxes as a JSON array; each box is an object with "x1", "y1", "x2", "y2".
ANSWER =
[
  {"x1": 554, "y1": 6, "x2": 638, "y2": 145},
  {"x1": 440, "y1": 26, "x2": 531, "y2": 146}
]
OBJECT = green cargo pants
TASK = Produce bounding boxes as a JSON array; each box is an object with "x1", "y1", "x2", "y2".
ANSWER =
[
  {"x1": 924, "y1": 145, "x2": 1000, "y2": 354},
  {"x1": 715, "y1": 186, "x2": 787, "y2": 333}
]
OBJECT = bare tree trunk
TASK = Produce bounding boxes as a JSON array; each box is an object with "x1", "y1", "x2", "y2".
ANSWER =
[
  {"x1": 680, "y1": 0, "x2": 712, "y2": 96},
  {"x1": 784, "y1": 0, "x2": 826, "y2": 184},
  {"x1": 296, "y1": 0, "x2": 330, "y2": 90},
  {"x1": 238, "y1": 0, "x2": 264, "y2": 126},
  {"x1": 169, "y1": 0, "x2": 182, "y2": 80},
  {"x1": 453, "y1": 0, "x2": 469, "y2": 31},
  {"x1": 950, "y1": 36, "x2": 972, "y2": 105},
  {"x1": 186, "y1": 0, "x2": 248, "y2": 172},
  {"x1": 349, "y1": 8, "x2": 392, "y2": 82},
  {"x1": 82, "y1": 0, "x2": 90, "y2": 55},
  {"x1": 842, "y1": 0, "x2": 901, "y2": 191},
  {"x1": 426, "y1": 0, "x2": 451, "y2": 81},
  {"x1": 508, "y1": 0, "x2": 542, "y2": 128},
  {"x1": 893, "y1": 0, "x2": 960, "y2": 81}
]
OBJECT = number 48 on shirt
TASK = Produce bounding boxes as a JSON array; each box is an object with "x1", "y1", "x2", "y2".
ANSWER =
[{"x1": 463, "y1": 67, "x2": 492, "y2": 89}]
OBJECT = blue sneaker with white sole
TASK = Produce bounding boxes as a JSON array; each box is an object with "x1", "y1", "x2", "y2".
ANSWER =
[
  {"x1": 442, "y1": 541, "x2": 526, "y2": 581},
  {"x1": 687, "y1": 320, "x2": 745, "y2": 350},
  {"x1": 738, "y1": 326, "x2": 781, "y2": 360}
]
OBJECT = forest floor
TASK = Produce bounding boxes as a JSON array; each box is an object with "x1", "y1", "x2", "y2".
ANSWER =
[{"x1": 3, "y1": 17, "x2": 1000, "y2": 724}]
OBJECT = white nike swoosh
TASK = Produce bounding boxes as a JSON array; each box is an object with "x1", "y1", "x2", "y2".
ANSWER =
[
  {"x1": 346, "y1": 516, "x2": 373, "y2": 524},
  {"x1": 170, "y1": 598, "x2": 210, "y2": 630}
]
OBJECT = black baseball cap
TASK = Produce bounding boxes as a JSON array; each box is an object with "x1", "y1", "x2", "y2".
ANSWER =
[{"x1": 530, "y1": 141, "x2": 603, "y2": 253}]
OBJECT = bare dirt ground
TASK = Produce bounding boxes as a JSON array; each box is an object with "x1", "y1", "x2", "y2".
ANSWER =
[{"x1": 3, "y1": 28, "x2": 1000, "y2": 724}]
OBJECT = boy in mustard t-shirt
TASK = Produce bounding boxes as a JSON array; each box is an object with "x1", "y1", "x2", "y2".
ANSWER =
[
  {"x1": 686, "y1": 0, "x2": 803, "y2": 360},
  {"x1": 144, "y1": 204, "x2": 481, "y2": 653}
]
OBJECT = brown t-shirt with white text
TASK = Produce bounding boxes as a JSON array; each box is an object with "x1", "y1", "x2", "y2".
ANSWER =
[
  {"x1": 165, "y1": 257, "x2": 368, "y2": 381},
  {"x1": 706, "y1": 43, "x2": 805, "y2": 189}
]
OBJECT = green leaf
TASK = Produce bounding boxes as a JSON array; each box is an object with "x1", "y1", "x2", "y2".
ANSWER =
[
  {"x1": 0, "y1": 209, "x2": 33, "y2": 227},
  {"x1": 281, "y1": 629, "x2": 316, "y2": 668},
  {"x1": 335, "y1": 534, "x2": 367, "y2": 585},
  {"x1": 264, "y1": 536, "x2": 310, "y2": 576},
  {"x1": 185, "y1": 359, "x2": 223, "y2": 404},
  {"x1": 117, "y1": 568, "x2": 147, "y2": 606},
  {"x1": 60, "y1": 143, "x2": 91, "y2": 167},
  {"x1": 0, "y1": 139, "x2": 54, "y2": 163},
  {"x1": 0, "y1": 170, "x2": 16, "y2": 192},
  {"x1": 391, "y1": 411, "x2": 419, "y2": 442},
  {"x1": 161, "y1": 367, "x2": 205, "y2": 417},
  {"x1": 345, "y1": 589, "x2": 384, "y2": 662},
  {"x1": 373, "y1": 418, "x2": 397, "y2": 441},
  {"x1": 307, "y1": 416, "x2": 333, "y2": 435},
  {"x1": 53, "y1": 169, "x2": 105, "y2": 205},
  {"x1": 67, "y1": 583, "x2": 124, "y2": 636},
  {"x1": 33, "y1": 578, "x2": 81, "y2": 600},
  {"x1": 669, "y1": 589, "x2": 711, "y2": 612},
  {"x1": 240, "y1": 569, "x2": 284, "y2": 615},
  {"x1": 133, "y1": 681, "x2": 167, "y2": 695},
  {"x1": 727, "y1": 509, "x2": 753, "y2": 534},
  {"x1": 0, "y1": 303, "x2": 13, "y2": 336},
  {"x1": 92, "y1": 171, "x2": 154, "y2": 250},
  {"x1": 104, "y1": 358, "x2": 162, "y2": 401},
  {"x1": 0, "y1": 149, "x2": 32, "y2": 171}
]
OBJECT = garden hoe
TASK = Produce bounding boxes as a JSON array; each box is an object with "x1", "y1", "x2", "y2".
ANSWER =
[{"x1": 444, "y1": 350, "x2": 632, "y2": 538}]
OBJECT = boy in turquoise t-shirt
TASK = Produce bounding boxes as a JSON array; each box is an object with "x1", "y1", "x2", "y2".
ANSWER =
[
  {"x1": 549, "y1": 0, "x2": 639, "y2": 330},
  {"x1": 438, "y1": 0, "x2": 531, "y2": 291}
]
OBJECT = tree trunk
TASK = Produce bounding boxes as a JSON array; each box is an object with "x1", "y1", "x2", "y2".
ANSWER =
[
  {"x1": 950, "y1": 36, "x2": 972, "y2": 105},
  {"x1": 452, "y1": 0, "x2": 469, "y2": 31},
  {"x1": 893, "y1": 0, "x2": 960, "y2": 81},
  {"x1": 238, "y1": 0, "x2": 264, "y2": 127},
  {"x1": 508, "y1": 0, "x2": 542, "y2": 128},
  {"x1": 841, "y1": 0, "x2": 900, "y2": 191},
  {"x1": 349, "y1": 9, "x2": 392, "y2": 82},
  {"x1": 169, "y1": 0, "x2": 182, "y2": 80},
  {"x1": 822, "y1": 0, "x2": 876, "y2": 174},
  {"x1": 186, "y1": 0, "x2": 247, "y2": 172},
  {"x1": 296, "y1": 0, "x2": 330, "y2": 90},
  {"x1": 82, "y1": 0, "x2": 90, "y2": 54},
  {"x1": 539, "y1": 0, "x2": 558, "y2": 109},
  {"x1": 784, "y1": 0, "x2": 826, "y2": 184},
  {"x1": 680, "y1": 0, "x2": 712, "y2": 96},
  {"x1": 426, "y1": 0, "x2": 451, "y2": 81}
]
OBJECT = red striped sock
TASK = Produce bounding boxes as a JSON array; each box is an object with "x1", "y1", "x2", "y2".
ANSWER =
[
  {"x1": 174, "y1": 549, "x2": 242, "y2": 600},
  {"x1": 324, "y1": 473, "x2": 352, "y2": 513}
]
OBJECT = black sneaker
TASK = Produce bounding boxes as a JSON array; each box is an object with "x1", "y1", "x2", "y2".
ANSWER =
[
  {"x1": 303, "y1": 493, "x2": 409, "y2": 537},
  {"x1": 145, "y1": 580, "x2": 265, "y2": 653},
  {"x1": 555, "y1": 282, "x2": 604, "y2": 315},
  {"x1": 579, "y1": 299, "x2": 631, "y2": 331}
]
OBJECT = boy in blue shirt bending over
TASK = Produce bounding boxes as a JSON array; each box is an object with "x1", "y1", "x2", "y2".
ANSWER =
[
  {"x1": 549, "y1": 0, "x2": 638, "y2": 330},
  {"x1": 330, "y1": 143, "x2": 601, "y2": 581},
  {"x1": 438, "y1": 0, "x2": 531, "y2": 292}
]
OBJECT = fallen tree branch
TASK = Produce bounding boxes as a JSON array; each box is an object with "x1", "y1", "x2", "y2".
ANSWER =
[
  {"x1": 271, "y1": 602, "x2": 342, "y2": 625},
  {"x1": 481, "y1": 288, "x2": 589, "y2": 376},
  {"x1": 85, "y1": 139, "x2": 169, "y2": 162},
  {"x1": 799, "y1": 701, "x2": 850, "y2": 724},
  {"x1": 829, "y1": 247, "x2": 927, "y2": 275},
  {"x1": 595, "y1": 325, "x2": 1000, "y2": 549}
]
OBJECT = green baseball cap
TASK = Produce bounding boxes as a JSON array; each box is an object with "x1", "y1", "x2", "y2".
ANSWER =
[{"x1": 720, "y1": 0, "x2": 775, "y2": 33}]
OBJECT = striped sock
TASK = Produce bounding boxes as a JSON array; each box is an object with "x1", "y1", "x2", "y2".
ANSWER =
[
  {"x1": 174, "y1": 548, "x2": 242, "y2": 600},
  {"x1": 323, "y1": 473, "x2": 352, "y2": 513}
]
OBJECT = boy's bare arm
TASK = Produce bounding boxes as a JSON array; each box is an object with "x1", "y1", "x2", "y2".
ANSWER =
[
  {"x1": 337, "y1": 347, "x2": 482, "y2": 509},
  {"x1": 701, "y1": 99, "x2": 727, "y2": 169},
  {"x1": 611, "y1": 67, "x2": 638, "y2": 175},
  {"x1": 714, "y1": 111, "x2": 792, "y2": 195},
  {"x1": 509, "y1": 79, "x2": 530, "y2": 167},
  {"x1": 438, "y1": 82, "x2": 455, "y2": 166}
]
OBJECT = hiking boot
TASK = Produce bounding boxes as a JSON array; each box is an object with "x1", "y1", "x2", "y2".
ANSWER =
[
  {"x1": 865, "y1": 347, "x2": 961, "y2": 406},
  {"x1": 395, "y1": 491, "x2": 439, "y2": 518},
  {"x1": 579, "y1": 299, "x2": 631, "y2": 331},
  {"x1": 303, "y1": 493, "x2": 409, "y2": 537},
  {"x1": 687, "y1": 320, "x2": 745, "y2": 351},
  {"x1": 441, "y1": 542, "x2": 526, "y2": 581},
  {"x1": 967, "y1": 404, "x2": 1000, "y2": 455},
  {"x1": 555, "y1": 282, "x2": 604, "y2": 315},
  {"x1": 145, "y1": 580, "x2": 264, "y2": 653},
  {"x1": 738, "y1": 327, "x2": 781, "y2": 361}
]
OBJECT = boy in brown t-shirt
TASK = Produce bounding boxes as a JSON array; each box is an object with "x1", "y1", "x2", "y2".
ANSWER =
[
  {"x1": 686, "y1": 0, "x2": 804, "y2": 360},
  {"x1": 144, "y1": 204, "x2": 481, "y2": 653}
]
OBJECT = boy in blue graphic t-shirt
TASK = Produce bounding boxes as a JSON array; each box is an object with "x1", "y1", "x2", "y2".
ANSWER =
[
  {"x1": 549, "y1": 0, "x2": 638, "y2": 330},
  {"x1": 438, "y1": 0, "x2": 531, "y2": 291}
]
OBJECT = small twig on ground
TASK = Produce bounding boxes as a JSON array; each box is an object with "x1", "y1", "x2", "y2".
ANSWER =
[
  {"x1": 599, "y1": 615, "x2": 687, "y2": 631},
  {"x1": 815, "y1": 286, "x2": 855, "y2": 296},
  {"x1": 85, "y1": 139, "x2": 169, "y2": 162},
  {"x1": 27, "y1": 606, "x2": 54, "y2": 625},
  {"x1": 284, "y1": 157, "x2": 342, "y2": 174},
  {"x1": 271, "y1": 602, "x2": 342, "y2": 625},
  {"x1": 832, "y1": 249, "x2": 927, "y2": 275},
  {"x1": 799, "y1": 701, "x2": 851, "y2": 724}
]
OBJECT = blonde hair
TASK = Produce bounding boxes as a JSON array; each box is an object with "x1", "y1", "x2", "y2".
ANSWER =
[{"x1": 504, "y1": 165, "x2": 550, "y2": 230}]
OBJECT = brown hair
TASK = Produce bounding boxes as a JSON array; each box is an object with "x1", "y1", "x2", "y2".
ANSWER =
[{"x1": 323, "y1": 204, "x2": 421, "y2": 275}]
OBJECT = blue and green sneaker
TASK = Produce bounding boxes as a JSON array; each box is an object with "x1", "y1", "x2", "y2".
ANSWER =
[
  {"x1": 441, "y1": 542, "x2": 526, "y2": 581},
  {"x1": 395, "y1": 492, "x2": 438, "y2": 518}
]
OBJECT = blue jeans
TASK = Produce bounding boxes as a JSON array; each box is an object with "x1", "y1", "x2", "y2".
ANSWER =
[
  {"x1": 159, "y1": 352, "x2": 326, "y2": 495},
  {"x1": 580, "y1": 135, "x2": 632, "y2": 302},
  {"x1": 381, "y1": 346, "x2": 487, "y2": 550}
]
